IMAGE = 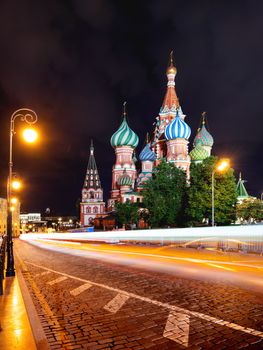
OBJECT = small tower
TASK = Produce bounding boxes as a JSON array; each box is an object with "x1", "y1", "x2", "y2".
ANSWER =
[
  {"x1": 80, "y1": 140, "x2": 105, "y2": 226},
  {"x1": 109, "y1": 102, "x2": 139, "y2": 207},
  {"x1": 236, "y1": 173, "x2": 249, "y2": 203},
  {"x1": 193, "y1": 112, "x2": 214, "y2": 156},
  {"x1": 137, "y1": 138, "x2": 156, "y2": 190},
  {"x1": 164, "y1": 109, "x2": 191, "y2": 178},
  {"x1": 117, "y1": 169, "x2": 133, "y2": 199}
]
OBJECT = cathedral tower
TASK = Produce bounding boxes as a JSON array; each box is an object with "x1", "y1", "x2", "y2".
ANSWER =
[
  {"x1": 164, "y1": 109, "x2": 191, "y2": 178},
  {"x1": 137, "y1": 140, "x2": 156, "y2": 190},
  {"x1": 80, "y1": 141, "x2": 105, "y2": 226},
  {"x1": 152, "y1": 51, "x2": 188, "y2": 166},
  {"x1": 193, "y1": 112, "x2": 214, "y2": 156},
  {"x1": 109, "y1": 103, "x2": 139, "y2": 207}
]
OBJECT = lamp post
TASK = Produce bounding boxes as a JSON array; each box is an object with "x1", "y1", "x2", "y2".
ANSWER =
[
  {"x1": 6, "y1": 108, "x2": 38, "y2": 277},
  {"x1": 211, "y1": 159, "x2": 230, "y2": 227}
]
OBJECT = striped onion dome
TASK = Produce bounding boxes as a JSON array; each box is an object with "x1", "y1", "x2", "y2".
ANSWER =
[
  {"x1": 117, "y1": 171, "x2": 133, "y2": 187},
  {"x1": 111, "y1": 116, "x2": 139, "y2": 148},
  {"x1": 193, "y1": 124, "x2": 213, "y2": 147},
  {"x1": 190, "y1": 145, "x2": 209, "y2": 161},
  {"x1": 165, "y1": 112, "x2": 191, "y2": 140},
  {"x1": 139, "y1": 143, "x2": 156, "y2": 162}
]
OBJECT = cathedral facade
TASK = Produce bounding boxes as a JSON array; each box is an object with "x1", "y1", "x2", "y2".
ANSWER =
[{"x1": 80, "y1": 53, "x2": 214, "y2": 225}]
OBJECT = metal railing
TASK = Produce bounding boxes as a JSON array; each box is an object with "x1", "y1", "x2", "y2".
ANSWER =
[{"x1": 0, "y1": 235, "x2": 7, "y2": 295}]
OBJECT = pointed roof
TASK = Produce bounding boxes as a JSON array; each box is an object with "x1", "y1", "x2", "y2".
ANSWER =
[
  {"x1": 161, "y1": 51, "x2": 180, "y2": 113},
  {"x1": 83, "y1": 140, "x2": 102, "y2": 190},
  {"x1": 237, "y1": 173, "x2": 249, "y2": 199}
]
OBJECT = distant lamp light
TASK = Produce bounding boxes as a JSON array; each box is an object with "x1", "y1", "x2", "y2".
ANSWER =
[
  {"x1": 23, "y1": 128, "x2": 38, "y2": 143},
  {"x1": 12, "y1": 180, "x2": 21, "y2": 190},
  {"x1": 11, "y1": 197, "x2": 18, "y2": 204},
  {"x1": 10, "y1": 206, "x2": 15, "y2": 212},
  {"x1": 212, "y1": 158, "x2": 231, "y2": 227}
]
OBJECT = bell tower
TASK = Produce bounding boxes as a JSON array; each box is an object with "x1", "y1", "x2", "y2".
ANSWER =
[{"x1": 80, "y1": 140, "x2": 105, "y2": 226}]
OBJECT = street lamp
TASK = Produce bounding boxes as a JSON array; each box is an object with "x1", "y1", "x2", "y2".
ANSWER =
[
  {"x1": 211, "y1": 159, "x2": 230, "y2": 227},
  {"x1": 6, "y1": 108, "x2": 38, "y2": 277}
]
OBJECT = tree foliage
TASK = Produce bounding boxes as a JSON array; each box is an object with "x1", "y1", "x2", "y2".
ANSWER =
[
  {"x1": 142, "y1": 161, "x2": 187, "y2": 227},
  {"x1": 115, "y1": 201, "x2": 139, "y2": 228},
  {"x1": 236, "y1": 198, "x2": 263, "y2": 222},
  {"x1": 186, "y1": 156, "x2": 237, "y2": 226}
]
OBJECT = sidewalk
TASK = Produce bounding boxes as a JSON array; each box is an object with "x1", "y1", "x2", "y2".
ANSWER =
[
  {"x1": 0, "y1": 241, "x2": 49, "y2": 350},
  {"x1": 0, "y1": 274, "x2": 37, "y2": 349}
]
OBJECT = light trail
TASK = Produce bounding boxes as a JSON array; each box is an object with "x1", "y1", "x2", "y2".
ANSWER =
[
  {"x1": 20, "y1": 224, "x2": 263, "y2": 243},
  {"x1": 206, "y1": 263, "x2": 236, "y2": 272},
  {"x1": 21, "y1": 234, "x2": 263, "y2": 294},
  {"x1": 32, "y1": 237, "x2": 263, "y2": 271}
]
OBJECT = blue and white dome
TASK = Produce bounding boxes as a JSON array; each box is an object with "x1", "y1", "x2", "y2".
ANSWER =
[
  {"x1": 139, "y1": 143, "x2": 156, "y2": 162},
  {"x1": 165, "y1": 113, "x2": 191, "y2": 140}
]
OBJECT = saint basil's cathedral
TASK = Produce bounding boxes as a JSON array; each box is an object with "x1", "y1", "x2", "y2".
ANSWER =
[{"x1": 80, "y1": 52, "x2": 214, "y2": 226}]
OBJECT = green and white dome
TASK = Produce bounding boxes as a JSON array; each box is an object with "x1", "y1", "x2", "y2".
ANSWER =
[
  {"x1": 117, "y1": 171, "x2": 133, "y2": 187},
  {"x1": 190, "y1": 145, "x2": 209, "y2": 161},
  {"x1": 111, "y1": 116, "x2": 139, "y2": 148}
]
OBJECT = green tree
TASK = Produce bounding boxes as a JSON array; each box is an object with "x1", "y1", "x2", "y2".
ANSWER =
[
  {"x1": 236, "y1": 198, "x2": 263, "y2": 222},
  {"x1": 186, "y1": 156, "x2": 237, "y2": 226},
  {"x1": 115, "y1": 202, "x2": 139, "y2": 228},
  {"x1": 142, "y1": 161, "x2": 187, "y2": 227}
]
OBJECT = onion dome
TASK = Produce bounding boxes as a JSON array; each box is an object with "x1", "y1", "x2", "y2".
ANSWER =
[
  {"x1": 117, "y1": 170, "x2": 133, "y2": 187},
  {"x1": 193, "y1": 114, "x2": 214, "y2": 147},
  {"x1": 139, "y1": 143, "x2": 156, "y2": 162},
  {"x1": 110, "y1": 106, "x2": 139, "y2": 148},
  {"x1": 166, "y1": 50, "x2": 177, "y2": 76},
  {"x1": 190, "y1": 145, "x2": 209, "y2": 161},
  {"x1": 165, "y1": 112, "x2": 191, "y2": 140}
]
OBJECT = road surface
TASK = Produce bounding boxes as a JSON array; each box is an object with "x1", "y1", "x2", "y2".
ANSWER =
[{"x1": 15, "y1": 237, "x2": 263, "y2": 349}]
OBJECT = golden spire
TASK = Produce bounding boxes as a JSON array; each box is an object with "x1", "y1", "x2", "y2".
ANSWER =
[{"x1": 166, "y1": 50, "x2": 177, "y2": 76}]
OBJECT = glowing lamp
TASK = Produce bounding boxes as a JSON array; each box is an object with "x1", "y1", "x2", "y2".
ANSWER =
[
  {"x1": 11, "y1": 197, "x2": 18, "y2": 204},
  {"x1": 216, "y1": 159, "x2": 230, "y2": 172},
  {"x1": 12, "y1": 180, "x2": 21, "y2": 190},
  {"x1": 23, "y1": 128, "x2": 38, "y2": 143}
]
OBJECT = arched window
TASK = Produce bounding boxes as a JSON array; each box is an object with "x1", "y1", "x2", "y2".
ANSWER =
[
  {"x1": 87, "y1": 207, "x2": 91, "y2": 213},
  {"x1": 93, "y1": 207, "x2": 98, "y2": 214}
]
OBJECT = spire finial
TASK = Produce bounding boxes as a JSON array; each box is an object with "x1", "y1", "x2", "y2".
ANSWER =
[
  {"x1": 90, "y1": 139, "x2": 94, "y2": 155},
  {"x1": 146, "y1": 132, "x2": 149, "y2": 143},
  {"x1": 166, "y1": 50, "x2": 177, "y2": 76},
  {"x1": 239, "y1": 172, "x2": 242, "y2": 180},
  {"x1": 201, "y1": 111, "x2": 206, "y2": 125},
  {"x1": 170, "y1": 50, "x2": 174, "y2": 66},
  {"x1": 123, "y1": 101, "x2": 127, "y2": 118}
]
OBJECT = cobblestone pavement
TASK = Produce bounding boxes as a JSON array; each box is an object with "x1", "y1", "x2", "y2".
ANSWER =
[{"x1": 15, "y1": 240, "x2": 263, "y2": 350}]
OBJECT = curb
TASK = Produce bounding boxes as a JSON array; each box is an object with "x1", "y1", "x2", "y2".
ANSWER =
[{"x1": 15, "y1": 249, "x2": 50, "y2": 350}]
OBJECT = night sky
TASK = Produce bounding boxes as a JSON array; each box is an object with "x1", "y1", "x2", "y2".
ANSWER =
[{"x1": 0, "y1": 0, "x2": 262, "y2": 216}]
